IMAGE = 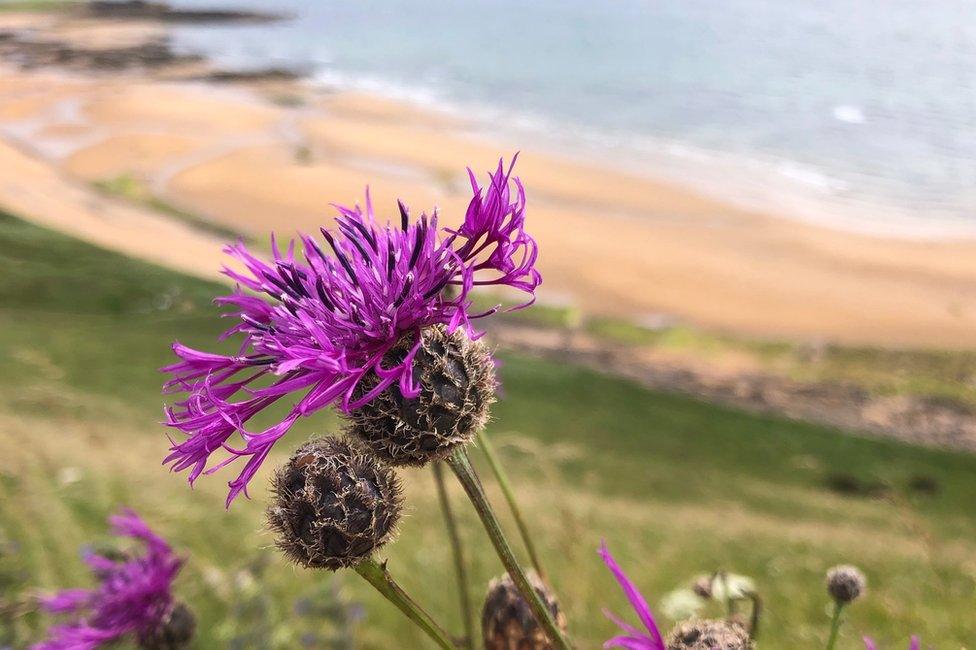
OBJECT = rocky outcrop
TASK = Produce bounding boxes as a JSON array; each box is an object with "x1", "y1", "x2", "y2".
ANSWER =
[
  {"x1": 82, "y1": 1, "x2": 287, "y2": 24},
  {"x1": 0, "y1": 35, "x2": 203, "y2": 71}
]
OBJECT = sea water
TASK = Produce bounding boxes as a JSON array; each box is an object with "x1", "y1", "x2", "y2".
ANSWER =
[{"x1": 170, "y1": 0, "x2": 976, "y2": 237}]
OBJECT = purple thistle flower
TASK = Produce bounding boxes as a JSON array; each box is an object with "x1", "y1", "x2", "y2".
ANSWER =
[
  {"x1": 864, "y1": 636, "x2": 922, "y2": 650},
  {"x1": 162, "y1": 156, "x2": 540, "y2": 505},
  {"x1": 599, "y1": 541, "x2": 666, "y2": 650},
  {"x1": 34, "y1": 510, "x2": 184, "y2": 650}
]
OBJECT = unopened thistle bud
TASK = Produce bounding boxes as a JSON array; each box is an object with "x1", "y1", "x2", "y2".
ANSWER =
[
  {"x1": 349, "y1": 325, "x2": 495, "y2": 466},
  {"x1": 139, "y1": 602, "x2": 196, "y2": 650},
  {"x1": 826, "y1": 565, "x2": 866, "y2": 604},
  {"x1": 267, "y1": 437, "x2": 402, "y2": 570},
  {"x1": 666, "y1": 619, "x2": 753, "y2": 650},
  {"x1": 482, "y1": 571, "x2": 567, "y2": 650}
]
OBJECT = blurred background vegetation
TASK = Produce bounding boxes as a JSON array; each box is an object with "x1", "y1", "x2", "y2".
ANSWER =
[{"x1": 1, "y1": 211, "x2": 975, "y2": 647}]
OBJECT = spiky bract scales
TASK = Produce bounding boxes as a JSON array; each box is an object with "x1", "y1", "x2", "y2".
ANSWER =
[
  {"x1": 267, "y1": 437, "x2": 402, "y2": 570},
  {"x1": 348, "y1": 325, "x2": 495, "y2": 466}
]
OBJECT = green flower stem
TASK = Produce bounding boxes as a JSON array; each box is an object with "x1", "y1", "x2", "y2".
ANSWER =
[
  {"x1": 476, "y1": 431, "x2": 547, "y2": 581},
  {"x1": 746, "y1": 591, "x2": 762, "y2": 640},
  {"x1": 354, "y1": 558, "x2": 457, "y2": 650},
  {"x1": 446, "y1": 447, "x2": 571, "y2": 650},
  {"x1": 433, "y1": 461, "x2": 475, "y2": 649},
  {"x1": 825, "y1": 601, "x2": 845, "y2": 650}
]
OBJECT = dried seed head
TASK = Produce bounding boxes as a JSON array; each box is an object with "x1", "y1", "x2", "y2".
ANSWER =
[
  {"x1": 267, "y1": 437, "x2": 402, "y2": 570},
  {"x1": 482, "y1": 570, "x2": 567, "y2": 650},
  {"x1": 139, "y1": 602, "x2": 195, "y2": 650},
  {"x1": 666, "y1": 619, "x2": 753, "y2": 650},
  {"x1": 826, "y1": 565, "x2": 866, "y2": 604},
  {"x1": 349, "y1": 325, "x2": 495, "y2": 466}
]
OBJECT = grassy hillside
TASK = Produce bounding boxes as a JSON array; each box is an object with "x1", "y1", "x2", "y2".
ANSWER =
[{"x1": 0, "y1": 212, "x2": 974, "y2": 647}]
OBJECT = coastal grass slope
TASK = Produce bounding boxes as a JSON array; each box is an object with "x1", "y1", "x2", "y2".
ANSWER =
[{"x1": 1, "y1": 212, "x2": 975, "y2": 647}]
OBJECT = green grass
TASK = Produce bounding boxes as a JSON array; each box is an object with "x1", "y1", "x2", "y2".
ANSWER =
[
  {"x1": 1, "y1": 212, "x2": 975, "y2": 647},
  {"x1": 93, "y1": 174, "x2": 249, "y2": 243},
  {"x1": 0, "y1": 0, "x2": 75, "y2": 13},
  {"x1": 541, "y1": 311, "x2": 976, "y2": 409},
  {"x1": 470, "y1": 292, "x2": 580, "y2": 330},
  {"x1": 267, "y1": 92, "x2": 307, "y2": 108}
]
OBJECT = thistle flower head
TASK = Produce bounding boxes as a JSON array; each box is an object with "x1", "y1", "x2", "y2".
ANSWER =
[
  {"x1": 34, "y1": 510, "x2": 187, "y2": 650},
  {"x1": 348, "y1": 324, "x2": 495, "y2": 465},
  {"x1": 665, "y1": 619, "x2": 753, "y2": 650},
  {"x1": 481, "y1": 570, "x2": 566, "y2": 650},
  {"x1": 139, "y1": 602, "x2": 196, "y2": 650},
  {"x1": 826, "y1": 565, "x2": 866, "y2": 604},
  {"x1": 267, "y1": 436, "x2": 403, "y2": 570},
  {"x1": 162, "y1": 157, "x2": 539, "y2": 505},
  {"x1": 599, "y1": 541, "x2": 665, "y2": 650}
]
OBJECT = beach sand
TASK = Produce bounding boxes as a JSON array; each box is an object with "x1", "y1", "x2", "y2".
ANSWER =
[{"x1": 2, "y1": 37, "x2": 976, "y2": 349}]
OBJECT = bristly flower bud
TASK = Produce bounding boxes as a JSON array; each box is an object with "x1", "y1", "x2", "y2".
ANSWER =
[
  {"x1": 139, "y1": 602, "x2": 196, "y2": 650},
  {"x1": 267, "y1": 437, "x2": 403, "y2": 570},
  {"x1": 826, "y1": 565, "x2": 866, "y2": 604},
  {"x1": 482, "y1": 571, "x2": 567, "y2": 650},
  {"x1": 666, "y1": 619, "x2": 753, "y2": 650},
  {"x1": 349, "y1": 325, "x2": 495, "y2": 466}
]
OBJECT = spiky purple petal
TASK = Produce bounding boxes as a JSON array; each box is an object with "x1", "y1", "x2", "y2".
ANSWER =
[{"x1": 599, "y1": 541, "x2": 665, "y2": 650}]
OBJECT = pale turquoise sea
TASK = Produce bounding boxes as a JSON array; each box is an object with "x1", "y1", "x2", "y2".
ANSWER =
[{"x1": 172, "y1": 0, "x2": 976, "y2": 236}]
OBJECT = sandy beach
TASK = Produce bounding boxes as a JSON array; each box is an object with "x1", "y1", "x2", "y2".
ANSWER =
[{"x1": 2, "y1": 10, "x2": 976, "y2": 349}]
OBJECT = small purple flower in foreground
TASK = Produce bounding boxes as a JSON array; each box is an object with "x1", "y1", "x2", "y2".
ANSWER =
[
  {"x1": 599, "y1": 541, "x2": 666, "y2": 650},
  {"x1": 864, "y1": 636, "x2": 922, "y2": 650},
  {"x1": 34, "y1": 510, "x2": 184, "y2": 650},
  {"x1": 162, "y1": 156, "x2": 540, "y2": 505}
]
